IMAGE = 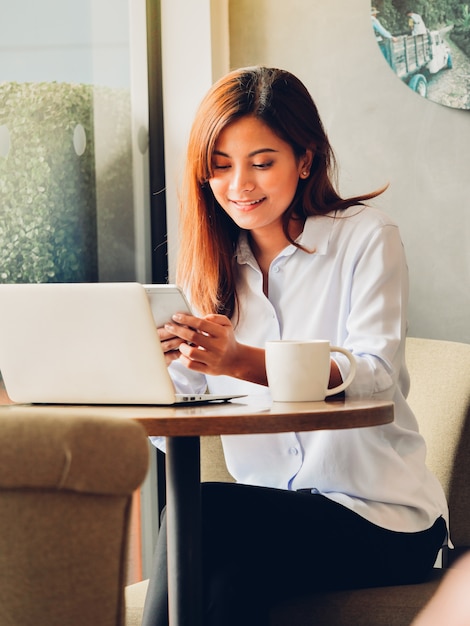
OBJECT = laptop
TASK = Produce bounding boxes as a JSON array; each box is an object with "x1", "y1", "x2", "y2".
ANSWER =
[{"x1": 0, "y1": 282, "x2": 244, "y2": 405}]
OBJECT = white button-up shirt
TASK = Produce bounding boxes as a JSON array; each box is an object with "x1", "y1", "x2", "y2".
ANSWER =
[{"x1": 161, "y1": 206, "x2": 448, "y2": 534}]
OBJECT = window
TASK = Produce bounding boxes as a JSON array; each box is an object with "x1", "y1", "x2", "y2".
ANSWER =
[{"x1": 0, "y1": 0, "x2": 157, "y2": 284}]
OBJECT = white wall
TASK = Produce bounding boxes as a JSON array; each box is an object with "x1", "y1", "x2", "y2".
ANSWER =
[
  {"x1": 226, "y1": 0, "x2": 470, "y2": 343},
  {"x1": 160, "y1": 0, "x2": 230, "y2": 278},
  {"x1": 160, "y1": 0, "x2": 213, "y2": 277}
]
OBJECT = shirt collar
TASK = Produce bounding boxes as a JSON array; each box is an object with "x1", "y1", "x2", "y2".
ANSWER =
[
  {"x1": 297, "y1": 212, "x2": 336, "y2": 255},
  {"x1": 235, "y1": 212, "x2": 336, "y2": 265}
]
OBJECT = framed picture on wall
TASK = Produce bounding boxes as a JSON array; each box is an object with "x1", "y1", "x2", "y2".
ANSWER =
[{"x1": 370, "y1": 1, "x2": 470, "y2": 109}]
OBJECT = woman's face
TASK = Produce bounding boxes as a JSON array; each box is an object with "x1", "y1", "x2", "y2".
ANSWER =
[{"x1": 208, "y1": 115, "x2": 311, "y2": 237}]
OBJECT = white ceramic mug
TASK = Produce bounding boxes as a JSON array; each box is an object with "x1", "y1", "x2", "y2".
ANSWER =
[{"x1": 265, "y1": 340, "x2": 357, "y2": 402}]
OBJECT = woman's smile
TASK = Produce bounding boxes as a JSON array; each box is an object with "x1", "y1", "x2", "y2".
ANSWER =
[{"x1": 229, "y1": 197, "x2": 266, "y2": 210}]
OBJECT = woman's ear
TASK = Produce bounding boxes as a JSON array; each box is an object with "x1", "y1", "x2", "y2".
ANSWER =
[{"x1": 299, "y1": 149, "x2": 314, "y2": 178}]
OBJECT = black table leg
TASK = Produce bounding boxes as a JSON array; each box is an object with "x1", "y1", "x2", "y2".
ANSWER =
[{"x1": 165, "y1": 436, "x2": 202, "y2": 626}]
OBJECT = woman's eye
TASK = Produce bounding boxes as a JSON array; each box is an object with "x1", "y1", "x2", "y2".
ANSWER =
[
  {"x1": 253, "y1": 161, "x2": 274, "y2": 169},
  {"x1": 213, "y1": 163, "x2": 230, "y2": 170}
]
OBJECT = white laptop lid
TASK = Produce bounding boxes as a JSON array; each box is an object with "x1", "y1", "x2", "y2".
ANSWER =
[{"x1": 0, "y1": 282, "x2": 193, "y2": 405}]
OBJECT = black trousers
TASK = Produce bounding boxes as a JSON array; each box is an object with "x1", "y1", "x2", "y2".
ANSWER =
[{"x1": 142, "y1": 482, "x2": 447, "y2": 626}]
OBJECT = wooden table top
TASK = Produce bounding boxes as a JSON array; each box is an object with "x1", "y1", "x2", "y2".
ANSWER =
[{"x1": 0, "y1": 395, "x2": 394, "y2": 437}]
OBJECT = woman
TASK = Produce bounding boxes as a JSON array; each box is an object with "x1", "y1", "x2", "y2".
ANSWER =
[{"x1": 143, "y1": 66, "x2": 448, "y2": 626}]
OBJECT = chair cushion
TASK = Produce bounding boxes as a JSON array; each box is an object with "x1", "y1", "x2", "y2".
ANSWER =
[
  {"x1": 127, "y1": 573, "x2": 443, "y2": 626},
  {"x1": 270, "y1": 570, "x2": 444, "y2": 626},
  {"x1": 125, "y1": 579, "x2": 149, "y2": 626},
  {"x1": 406, "y1": 337, "x2": 470, "y2": 548},
  {"x1": 200, "y1": 435, "x2": 235, "y2": 483}
]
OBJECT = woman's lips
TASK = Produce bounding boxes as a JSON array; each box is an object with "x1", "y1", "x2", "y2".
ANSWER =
[{"x1": 230, "y1": 198, "x2": 266, "y2": 210}]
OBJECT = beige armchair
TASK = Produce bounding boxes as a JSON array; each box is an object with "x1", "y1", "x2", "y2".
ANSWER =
[
  {"x1": 125, "y1": 337, "x2": 470, "y2": 625},
  {"x1": 0, "y1": 412, "x2": 149, "y2": 626}
]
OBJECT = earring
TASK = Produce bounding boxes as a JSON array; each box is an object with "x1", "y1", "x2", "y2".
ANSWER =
[{"x1": 301, "y1": 171, "x2": 309, "y2": 178}]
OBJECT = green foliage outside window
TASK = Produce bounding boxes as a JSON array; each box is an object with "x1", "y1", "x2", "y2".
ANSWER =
[
  {"x1": 452, "y1": 4, "x2": 470, "y2": 54},
  {"x1": 0, "y1": 82, "x2": 98, "y2": 282},
  {"x1": 0, "y1": 81, "x2": 134, "y2": 284}
]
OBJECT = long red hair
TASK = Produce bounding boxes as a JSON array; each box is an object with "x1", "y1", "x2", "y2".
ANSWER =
[{"x1": 176, "y1": 66, "x2": 385, "y2": 318}]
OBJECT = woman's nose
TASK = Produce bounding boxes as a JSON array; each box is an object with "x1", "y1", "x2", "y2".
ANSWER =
[{"x1": 229, "y1": 167, "x2": 255, "y2": 193}]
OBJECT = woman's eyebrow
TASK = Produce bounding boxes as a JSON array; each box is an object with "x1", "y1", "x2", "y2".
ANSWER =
[{"x1": 213, "y1": 148, "x2": 279, "y2": 158}]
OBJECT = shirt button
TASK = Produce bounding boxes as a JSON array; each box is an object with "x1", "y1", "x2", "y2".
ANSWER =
[
  {"x1": 272, "y1": 265, "x2": 280, "y2": 273},
  {"x1": 288, "y1": 447, "x2": 299, "y2": 456}
]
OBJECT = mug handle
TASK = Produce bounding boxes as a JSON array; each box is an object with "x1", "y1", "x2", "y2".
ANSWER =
[{"x1": 325, "y1": 346, "x2": 357, "y2": 397}]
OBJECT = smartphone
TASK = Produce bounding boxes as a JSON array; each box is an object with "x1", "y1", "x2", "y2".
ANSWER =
[{"x1": 144, "y1": 284, "x2": 193, "y2": 328}]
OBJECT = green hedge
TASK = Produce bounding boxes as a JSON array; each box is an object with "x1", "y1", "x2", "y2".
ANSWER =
[
  {"x1": 0, "y1": 82, "x2": 133, "y2": 283},
  {"x1": 0, "y1": 82, "x2": 98, "y2": 282}
]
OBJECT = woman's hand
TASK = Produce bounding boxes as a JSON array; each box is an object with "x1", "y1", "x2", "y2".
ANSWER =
[
  {"x1": 163, "y1": 313, "x2": 268, "y2": 384},
  {"x1": 157, "y1": 324, "x2": 188, "y2": 366},
  {"x1": 163, "y1": 313, "x2": 239, "y2": 375}
]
